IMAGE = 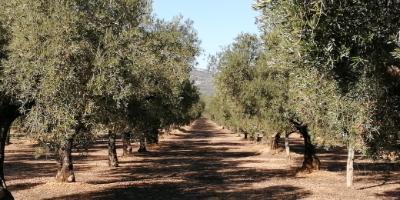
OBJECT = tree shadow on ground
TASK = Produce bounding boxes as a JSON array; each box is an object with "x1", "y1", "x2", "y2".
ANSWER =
[
  {"x1": 43, "y1": 118, "x2": 307, "y2": 199},
  {"x1": 6, "y1": 118, "x2": 400, "y2": 199},
  {"x1": 375, "y1": 187, "x2": 400, "y2": 199},
  {"x1": 45, "y1": 184, "x2": 311, "y2": 200},
  {"x1": 5, "y1": 161, "x2": 56, "y2": 180},
  {"x1": 278, "y1": 131, "x2": 400, "y2": 197},
  {"x1": 6, "y1": 118, "x2": 309, "y2": 199},
  {"x1": 8, "y1": 182, "x2": 45, "y2": 192}
]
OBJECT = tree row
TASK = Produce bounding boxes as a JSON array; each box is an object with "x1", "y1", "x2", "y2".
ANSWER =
[
  {"x1": 0, "y1": 0, "x2": 203, "y2": 199},
  {"x1": 206, "y1": 0, "x2": 400, "y2": 187}
]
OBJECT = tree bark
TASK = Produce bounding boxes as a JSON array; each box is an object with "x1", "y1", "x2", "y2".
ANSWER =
[
  {"x1": 285, "y1": 132, "x2": 290, "y2": 159},
  {"x1": 299, "y1": 126, "x2": 320, "y2": 172},
  {"x1": 5, "y1": 129, "x2": 10, "y2": 146},
  {"x1": 256, "y1": 133, "x2": 263, "y2": 143},
  {"x1": 270, "y1": 132, "x2": 281, "y2": 150},
  {"x1": 138, "y1": 132, "x2": 147, "y2": 153},
  {"x1": 108, "y1": 131, "x2": 119, "y2": 167},
  {"x1": 0, "y1": 121, "x2": 14, "y2": 200},
  {"x1": 0, "y1": 104, "x2": 20, "y2": 199},
  {"x1": 121, "y1": 131, "x2": 132, "y2": 157},
  {"x1": 291, "y1": 120, "x2": 320, "y2": 172},
  {"x1": 346, "y1": 145, "x2": 355, "y2": 187},
  {"x1": 146, "y1": 129, "x2": 159, "y2": 145},
  {"x1": 56, "y1": 138, "x2": 75, "y2": 182}
]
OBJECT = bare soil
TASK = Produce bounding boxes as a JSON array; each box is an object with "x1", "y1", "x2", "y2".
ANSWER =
[{"x1": 5, "y1": 118, "x2": 400, "y2": 200}]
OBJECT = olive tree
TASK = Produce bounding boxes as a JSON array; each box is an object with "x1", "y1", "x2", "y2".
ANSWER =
[
  {"x1": 300, "y1": 0, "x2": 400, "y2": 186},
  {"x1": 127, "y1": 17, "x2": 201, "y2": 152},
  {"x1": 3, "y1": 0, "x2": 99, "y2": 182},
  {"x1": 211, "y1": 34, "x2": 262, "y2": 134},
  {"x1": 255, "y1": 0, "x2": 400, "y2": 185},
  {"x1": 85, "y1": 0, "x2": 152, "y2": 167},
  {"x1": 3, "y1": 0, "x2": 152, "y2": 180},
  {"x1": 0, "y1": 2, "x2": 22, "y2": 198}
]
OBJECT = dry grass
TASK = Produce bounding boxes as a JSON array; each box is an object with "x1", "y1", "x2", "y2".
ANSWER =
[{"x1": 5, "y1": 118, "x2": 399, "y2": 200}]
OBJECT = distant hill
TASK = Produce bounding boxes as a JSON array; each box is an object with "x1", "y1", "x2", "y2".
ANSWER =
[{"x1": 190, "y1": 69, "x2": 215, "y2": 96}]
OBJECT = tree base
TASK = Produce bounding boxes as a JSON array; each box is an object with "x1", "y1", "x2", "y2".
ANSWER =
[
  {"x1": 108, "y1": 161, "x2": 119, "y2": 168},
  {"x1": 55, "y1": 170, "x2": 76, "y2": 183},
  {"x1": 122, "y1": 152, "x2": 131, "y2": 157},
  {"x1": 122, "y1": 150, "x2": 132, "y2": 157},
  {"x1": 108, "y1": 131, "x2": 119, "y2": 168},
  {"x1": 0, "y1": 188, "x2": 14, "y2": 200},
  {"x1": 128, "y1": 146, "x2": 132, "y2": 154},
  {"x1": 299, "y1": 156, "x2": 321, "y2": 173},
  {"x1": 137, "y1": 147, "x2": 147, "y2": 153},
  {"x1": 122, "y1": 132, "x2": 132, "y2": 157}
]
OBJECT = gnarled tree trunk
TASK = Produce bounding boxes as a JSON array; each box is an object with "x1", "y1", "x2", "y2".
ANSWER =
[
  {"x1": 146, "y1": 129, "x2": 159, "y2": 145},
  {"x1": 121, "y1": 131, "x2": 132, "y2": 157},
  {"x1": 0, "y1": 121, "x2": 14, "y2": 200},
  {"x1": 0, "y1": 104, "x2": 20, "y2": 200},
  {"x1": 270, "y1": 132, "x2": 281, "y2": 150},
  {"x1": 138, "y1": 132, "x2": 147, "y2": 153},
  {"x1": 298, "y1": 125, "x2": 320, "y2": 172},
  {"x1": 290, "y1": 120, "x2": 320, "y2": 172},
  {"x1": 56, "y1": 138, "x2": 75, "y2": 182},
  {"x1": 108, "y1": 131, "x2": 119, "y2": 167}
]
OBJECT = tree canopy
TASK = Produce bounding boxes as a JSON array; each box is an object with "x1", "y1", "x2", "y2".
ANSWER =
[
  {"x1": 0, "y1": 0, "x2": 203, "y2": 195},
  {"x1": 208, "y1": 0, "x2": 400, "y2": 186}
]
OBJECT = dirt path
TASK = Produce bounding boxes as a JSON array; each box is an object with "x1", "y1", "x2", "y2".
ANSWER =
[{"x1": 5, "y1": 118, "x2": 400, "y2": 199}]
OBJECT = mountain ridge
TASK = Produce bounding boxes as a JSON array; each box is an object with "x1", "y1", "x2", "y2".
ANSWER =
[{"x1": 190, "y1": 68, "x2": 214, "y2": 96}]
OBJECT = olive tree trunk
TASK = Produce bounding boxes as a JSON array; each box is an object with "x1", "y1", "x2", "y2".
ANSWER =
[
  {"x1": 256, "y1": 133, "x2": 263, "y2": 143},
  {"x1": 270, "y1": 132, "x2": 281, "y2": 150},
  {"x1": 0, "y1": 121, "x2": 14, "y2": 200},
  {"x1": 299, "y1": 126, "x2": 320, "y2": 171},
  {"x1": 146, "y1": 129, "x2": 159, "y2": 145},
  {"x1": 291, "y1": 121, "x2": 320, "y2": 172},
  {"x1": 0, "y1": 104, "x2": 20, "y2": 199},
  {"x1": 108, "y1": 131, "x2": 119, "y2": 167},
  {"x1": 56, "y1": 138, "x2": 75, "y2": 182},
  {"x1": 138, "y1": 132, "x2": 147, "y2": 153},
  {"x1": 5, "y1": 129, "x2": 10, "y2": 146},
  {"x1": 121, "y1": 131, "x2": 132, "y2": 157},
  {"x1": 285, "y1": 132, "x2": 290, "y2": 159},
  {"x1": 346, "y1": 145, "x2": 355, "y2": 187}
]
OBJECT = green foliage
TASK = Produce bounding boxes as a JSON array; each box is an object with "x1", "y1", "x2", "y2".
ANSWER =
[
  {"x1": 210, "y1": 0, "x2": 400, "y2": 157},
  {"x1": 4, "y1": 0, "x2": 106, "y2": 147},
  {"x1": 0, "y1": 1, "x2": 18, "y2": 111},
  {"x1": 2, "y1": 0, "x2": 202, "y2": 151},
  {"x1": 207, "y1": 33, "x2": 265, "y2": 136},
  {"x1": 292, "y1": 0, "x2": 400, "y2": 154},
  {"x1": 124, "y1": 17, "x2": 202, "y2": 133}
]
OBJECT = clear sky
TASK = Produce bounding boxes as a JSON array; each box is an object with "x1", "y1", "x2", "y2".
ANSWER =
[{"x1": 153, "y1": 0, "x2": 260, "y2": 69}]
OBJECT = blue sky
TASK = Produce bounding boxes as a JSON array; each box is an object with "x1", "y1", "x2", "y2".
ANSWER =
[{"x1": 153, "y1": 0, "x2": 260, "y2": 69}]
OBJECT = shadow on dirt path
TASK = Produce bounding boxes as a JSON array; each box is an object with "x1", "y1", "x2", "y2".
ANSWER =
[
  {"x1": 8, "y1": 118, "x2": 398, "y2": 199},
  {"x1": 45, "y1": 118, "x2": 310, "y2": 200}
]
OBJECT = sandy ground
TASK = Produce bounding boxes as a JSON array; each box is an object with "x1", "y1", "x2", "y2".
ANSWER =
[{"x1": 5, "y1": 118, "x2": 400, "y2": 200}]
